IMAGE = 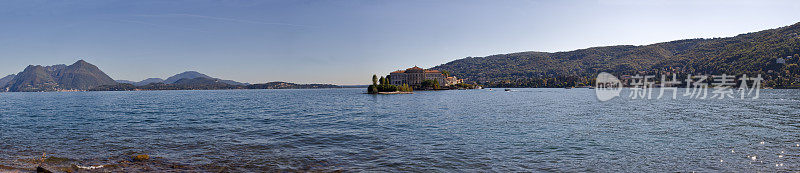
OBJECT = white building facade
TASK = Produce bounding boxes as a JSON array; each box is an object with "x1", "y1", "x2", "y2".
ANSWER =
[{"x1": 390, "y1": 66, "x2": 454, "y2": 87}]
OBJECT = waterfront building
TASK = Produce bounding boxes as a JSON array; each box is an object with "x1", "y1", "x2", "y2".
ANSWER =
[
  {"x1": 446, "y1": 76, "x2": 463, "y2": 86},
  {"x1": 390, "y1": 66, "x2": 458, "y2": 87}
]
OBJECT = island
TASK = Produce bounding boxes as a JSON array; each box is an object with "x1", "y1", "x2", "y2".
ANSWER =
[{"x1": 367, "y1": 66, "x2": 479, "y2": 94}]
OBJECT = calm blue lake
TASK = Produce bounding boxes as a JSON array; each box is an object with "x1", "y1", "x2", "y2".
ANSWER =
[{"x1": 0, "y1": 88, "x2": 798, "y2": 172}]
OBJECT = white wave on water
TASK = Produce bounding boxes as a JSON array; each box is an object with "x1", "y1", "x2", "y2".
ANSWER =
[{"x1": 75, "y1": 165, "x2": 104, "y2": 169}]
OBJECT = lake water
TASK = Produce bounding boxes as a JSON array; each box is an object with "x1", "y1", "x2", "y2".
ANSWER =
[{"x1": 0, "y1": 88, "x2": 798, "y2": 172}]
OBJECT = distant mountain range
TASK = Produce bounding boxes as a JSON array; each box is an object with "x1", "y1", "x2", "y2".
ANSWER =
[
  {"x1": 93, "y1": 77, "x2": 245, "y2": 91},
  {"x1": 163, "y1": 71, "x2": 248, "y2": 85},
  {"x1": 246, "y1": 82, "x2": 340, "y2": 89},
  {"x1": 1, "y1": 60, "x2": 339, "y2": 92},
  {"x1": 117, "y1": 78, "x2": 164, "y2": 86},
  {"x1": 432, "y1": 22, "x2": 800, "y2": 88},
  {"x1": 116, "y1": 71, "x2": 248, "y2": 86},
  {"x1": 91, "y1": 78, "x2": 339, "y2": 91},
  {"x1": 138, "y1": 78, "x2": 165, "y2": 85}
]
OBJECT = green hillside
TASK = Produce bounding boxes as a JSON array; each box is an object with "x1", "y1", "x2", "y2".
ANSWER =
[{"x1": 432, "y1": 22, "x2": 800, "y2": 88}]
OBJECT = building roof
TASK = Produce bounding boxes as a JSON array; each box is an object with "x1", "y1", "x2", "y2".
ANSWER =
[
  {"x1": 392, "y1": 66, "x2": 443, "y2": 74},
  {"x1": 404, "y1": 66, "x2": 425, "y2": 73}
]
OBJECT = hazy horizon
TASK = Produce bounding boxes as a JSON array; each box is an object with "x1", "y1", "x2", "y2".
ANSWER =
[{"x1": 2, "y1": 0, "x2": 800, "y2": 85}]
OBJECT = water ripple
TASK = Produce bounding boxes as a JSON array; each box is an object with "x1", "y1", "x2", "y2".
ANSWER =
[{"x1": 0, "y1": 88, "x2": 798, "y2": 172}]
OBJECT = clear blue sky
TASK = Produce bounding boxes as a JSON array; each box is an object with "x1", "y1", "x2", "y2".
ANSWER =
[{"x1": 1, "y1": 0, "x2": 799, "y2": 85}]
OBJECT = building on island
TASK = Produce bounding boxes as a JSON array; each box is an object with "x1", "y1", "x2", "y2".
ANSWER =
[
  {"x1": 389, "y1": 66, "x2": 461, "y2": 87},
  {"x1": 445, "y1": 76, "x2": 462, "y2": 86}
]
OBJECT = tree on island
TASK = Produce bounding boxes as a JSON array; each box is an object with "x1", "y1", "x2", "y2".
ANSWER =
[
  {"x1": 421, "y1": 79, "x2": 438, "y2": 90},
  {"x1": 401, "y1": 84, "x2": 412, "y2": 92},
  {"x1": 367, "y1": 74, "x2": 412, "y2": 93},
  {"x1": 368, "y1": 75, "x2": 379, "y2": 94}
]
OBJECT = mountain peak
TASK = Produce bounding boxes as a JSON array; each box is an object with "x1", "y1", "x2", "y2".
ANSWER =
[
  {"x1": 178, "y1": 71, "x2": 202, "y2": 75},
  {"x1": 8, "y1": 65, "x2": 57, "y2": 92},
  {"x1": 71, "y1": 60, "x2": 93, "y2": 67},
  {"x1": 134, "y1": 78, "x2": 165, "y2": 86},
  {"x1": 162, "y1": 71, "x2": 246, "y2": 85},
  {"x1": 6, "y1": 60, "x2": 116, "y2": 91},
  {"x1": 57, "y1": 60, "x2": 117, "y2": 90},
  {"x1": 164, "y1": 71, "x2": 212, "y2": 84}
]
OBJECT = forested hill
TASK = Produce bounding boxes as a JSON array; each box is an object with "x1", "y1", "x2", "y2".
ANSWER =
[{"x1": 432, "y1": 22, "x2": 800, "y2": 88}]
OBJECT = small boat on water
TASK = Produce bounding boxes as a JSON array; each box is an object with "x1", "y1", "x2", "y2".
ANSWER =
[
  {"x1": 588, "y1": 87, "x2": 595, "y2": 89},
  {"x1": 504, "y1": 89, "x2": 511, "y2": 91}
]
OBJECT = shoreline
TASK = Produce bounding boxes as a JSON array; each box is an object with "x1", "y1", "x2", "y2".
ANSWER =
[
  {"x1": 365, "y1": 91, "x2": 414, "y2": 94},
  {"x1": 0, "y1": 87, "x2": 354, "y2": 93}
]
